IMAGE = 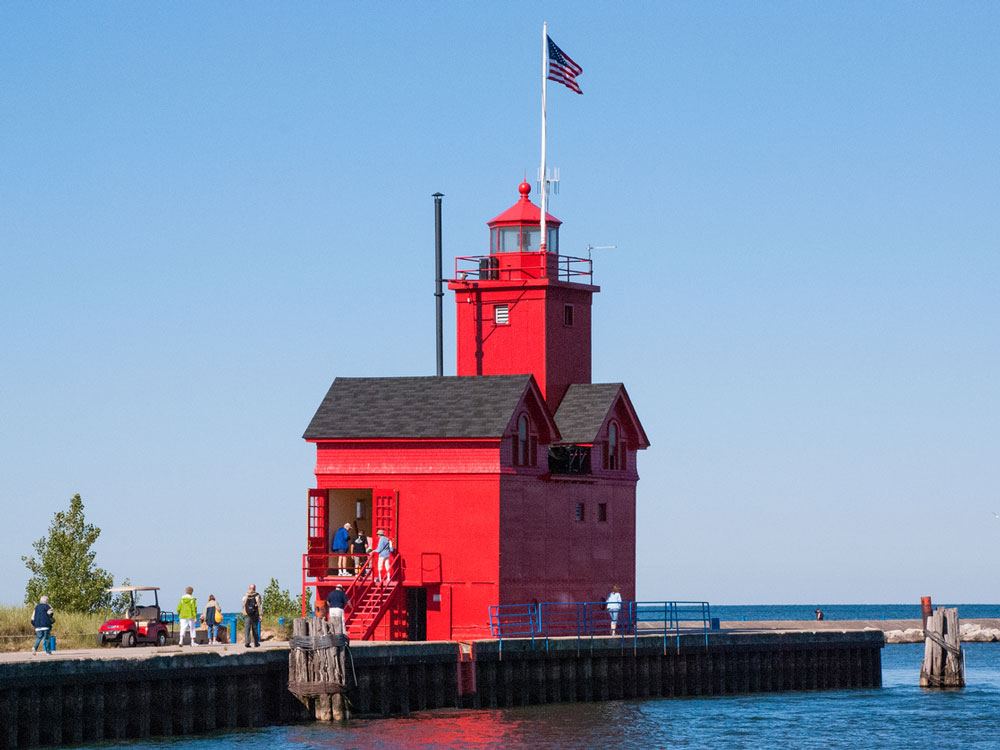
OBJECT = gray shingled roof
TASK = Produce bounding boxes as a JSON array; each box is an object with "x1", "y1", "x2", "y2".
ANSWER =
[
  {"x1": 303, "y1": 375, "x2": 535, "y2": 440},
  {"x1": 552, "y1": 383, "x2": 626, "y2": 444}
]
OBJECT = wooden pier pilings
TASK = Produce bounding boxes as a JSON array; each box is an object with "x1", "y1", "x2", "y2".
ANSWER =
[{"x1": 0, "y1": 629, "x2": 883, "y2": 747}]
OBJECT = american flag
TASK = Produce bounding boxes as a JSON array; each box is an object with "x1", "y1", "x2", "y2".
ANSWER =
[{"x1": 547, "y1": 35, "x2": 583, "y2": 94}]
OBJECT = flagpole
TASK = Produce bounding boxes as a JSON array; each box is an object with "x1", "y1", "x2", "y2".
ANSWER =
[{"x1": 540, "y1": 21, "x2": 548, "y2": 253}]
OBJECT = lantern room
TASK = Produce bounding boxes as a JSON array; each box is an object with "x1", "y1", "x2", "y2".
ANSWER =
[
  {"x1": 477, "y1": 181, "x2": 563, "y2": 283},
  {"x1": 489, "y1": 180, "x2": 561, "y2": 254}
]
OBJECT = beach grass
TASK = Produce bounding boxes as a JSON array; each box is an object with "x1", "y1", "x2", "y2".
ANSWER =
[
  {"x1": 0, "y1": 605, "x2": 108, "y2": 652},
  {"x1": 1, "y1": 605, "x2": 295, "y2": 652}
]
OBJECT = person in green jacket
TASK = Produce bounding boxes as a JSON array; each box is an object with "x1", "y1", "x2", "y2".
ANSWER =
[{"x1": 177, "y1": 587, "x2": 198, "y2": 647}]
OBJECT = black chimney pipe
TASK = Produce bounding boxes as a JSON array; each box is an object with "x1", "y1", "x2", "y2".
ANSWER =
[{"x1": 433, "y1": 192, "x2": 444, "y2": 376}]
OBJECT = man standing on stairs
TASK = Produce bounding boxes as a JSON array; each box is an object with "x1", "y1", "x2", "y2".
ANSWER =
[{"x1": 374, "y1": 529, "x2": 393, "y2": 583}]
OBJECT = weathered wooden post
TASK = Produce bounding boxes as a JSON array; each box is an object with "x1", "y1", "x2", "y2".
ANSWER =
[
  {"x1": 288, "y1": 616, "x2": 351, "y2": 721},
  {"x1": 919, "y1": 606, "x2": 965, "y2": 688},
  {"x1": 329, "y1": 612, "x2": 348, "y2": 721}
]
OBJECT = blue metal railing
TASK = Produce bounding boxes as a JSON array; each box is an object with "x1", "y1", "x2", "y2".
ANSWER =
[
  {"x1": 488, "y1": 603, "x2": 536, "y2": 646},
  {"x1": 489, "y1": 600, "x2": 712, "y2": 656}
]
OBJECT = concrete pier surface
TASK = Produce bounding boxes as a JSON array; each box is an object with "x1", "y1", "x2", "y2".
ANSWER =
[
  {"x1": 4, "y1": 616, "x2": 998, "y2": 665},
  {"x1": 0, "y1": 640, "x2": 288, "y2": 665}
]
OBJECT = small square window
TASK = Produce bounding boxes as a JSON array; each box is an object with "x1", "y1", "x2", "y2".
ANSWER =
[
  {"x1": 575, "y1": 503, "x2": 585, "y2": 522},
  {"x1": 598, "y1": 503, "x2": 607, "y2": 522},
  {"x1": 564, "y1": 304, "x2": 574, "y2": 326},
  {"x1": 495, "y1": 304, "x2": 509, "y2": 325}
]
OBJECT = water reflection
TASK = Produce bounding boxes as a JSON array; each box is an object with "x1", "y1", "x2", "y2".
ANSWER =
[{"x1": 105, "y1": 644, "x2": 1000, "y2": 750}]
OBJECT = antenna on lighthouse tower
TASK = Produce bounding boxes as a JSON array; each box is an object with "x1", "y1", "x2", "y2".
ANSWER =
[
  {"x1": 586, "y1": 244, "x2": 617, "y2": 262},
  {"x1": 537, "y1": 166, "x2": 560, "y2": 197}
]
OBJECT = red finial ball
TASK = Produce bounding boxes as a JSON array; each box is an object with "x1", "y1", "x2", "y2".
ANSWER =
[{"x1": 518, "y1": 180, "x2": 531, "y2": 198}]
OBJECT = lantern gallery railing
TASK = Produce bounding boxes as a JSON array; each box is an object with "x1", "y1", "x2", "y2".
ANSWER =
[
  {"x1": 488, "y1": 600, "x2": 713, "y2": 656},
  {"x1": 454, "y1": 253, "x2": 593, "y2": 284}
]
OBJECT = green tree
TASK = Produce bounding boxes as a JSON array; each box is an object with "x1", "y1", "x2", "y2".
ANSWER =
[
  {"x1": 22, "y1": 494, "x2": 117, "y2": 612},
  {"x1": 262, "y1": 577, "x2": 311, "y2": 620}
]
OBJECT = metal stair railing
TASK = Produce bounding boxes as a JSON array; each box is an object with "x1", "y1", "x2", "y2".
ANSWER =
[{"x1": 345, "y1": 555, "x2": 403, "y2": 640}]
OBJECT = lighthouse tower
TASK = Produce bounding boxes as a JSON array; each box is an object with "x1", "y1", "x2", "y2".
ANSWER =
[{"x1": 450, "y1": 181, "x2": 598, "y2": 409}]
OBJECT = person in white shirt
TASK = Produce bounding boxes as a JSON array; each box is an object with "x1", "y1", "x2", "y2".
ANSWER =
[{"x1": 606, "y1": 585, "x2": 623, "y2": 635}]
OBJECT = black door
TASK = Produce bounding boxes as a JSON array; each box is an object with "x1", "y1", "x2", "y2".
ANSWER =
[{"x1": 405, "y1": 587, "x2": 427, "y2": 641}]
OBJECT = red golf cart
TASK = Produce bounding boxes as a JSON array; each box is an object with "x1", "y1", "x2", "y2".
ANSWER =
[{"x1": 97, "y1": 586, "x2": 173, "y2": 647}]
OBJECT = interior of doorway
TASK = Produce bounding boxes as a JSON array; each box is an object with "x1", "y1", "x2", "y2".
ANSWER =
[{"x1": 327, "y1": 488, "x2": 374, "y2": 544}]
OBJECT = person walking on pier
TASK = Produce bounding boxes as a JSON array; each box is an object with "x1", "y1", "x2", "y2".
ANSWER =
[
  {"x1": 204, "y1": 594, "x2": 222, "y2": 644},
  {"x1": 606, "y1": 585, "x2": 622, "y2": 635},
  {"x1": 242, "y1": 584, "x2": 263, "y2": 647},
  {"x1": 30, "y1": 595, "x2": 55, "y2": 655},
  {"x1": 177, "y1": 587, "x2": 198, "y2": 646},
  {"x1": 331, "y1": 522, "x2": 352, "y2": 576},
  {"x1": 374, "y1": 529, "x2": 393, "y2": 583}
]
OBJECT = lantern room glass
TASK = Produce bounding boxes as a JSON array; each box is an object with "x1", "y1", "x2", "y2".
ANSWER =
[{"x1": 492, "y1": 226, "x2": 559, "y2": 254}]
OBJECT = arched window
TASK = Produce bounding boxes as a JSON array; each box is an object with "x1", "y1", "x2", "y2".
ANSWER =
[
  {"x1": 604, "y1": 422, "x2": 626, "y2": 471},
  {"x1": 513, "y1": 414, "x2": 537, "y2": 467}
]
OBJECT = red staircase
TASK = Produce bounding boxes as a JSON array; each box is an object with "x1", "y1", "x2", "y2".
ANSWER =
[{"x1": 343, "y1": 556, "x2": 402, "y2": 640}]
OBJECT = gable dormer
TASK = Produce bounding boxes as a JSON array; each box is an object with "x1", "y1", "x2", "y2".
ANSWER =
[
  {"x1": 503, "y1": 375, "x2": 560, "y2": 471},
  {"x1": 549, "y1": 383, "x2": 649, "y2": 476}
]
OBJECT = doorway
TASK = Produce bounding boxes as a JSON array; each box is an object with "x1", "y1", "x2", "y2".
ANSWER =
[{"x1": 406, "y1": 587, "x2": 427, "y2": 641}]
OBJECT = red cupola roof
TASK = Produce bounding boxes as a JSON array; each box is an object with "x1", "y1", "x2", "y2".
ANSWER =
[{"x1": 487, "y1": 181, "x2": 562, "y2": 228}]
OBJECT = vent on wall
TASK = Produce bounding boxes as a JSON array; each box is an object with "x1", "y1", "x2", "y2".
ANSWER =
[{"x1": 494, "y1": 304, "x2": 509, "y2": 325}]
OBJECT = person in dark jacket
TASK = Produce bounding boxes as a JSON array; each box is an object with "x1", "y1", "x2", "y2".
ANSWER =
[
  {"x1": 325, "y1": 584, "x2": 351, "y2": 624},
  {"x1": 331, "y1": 522, "x2": 352, "y2": 576},
  {"x1": 31, "y1": 596, "x2": 55, "y2": 655}
]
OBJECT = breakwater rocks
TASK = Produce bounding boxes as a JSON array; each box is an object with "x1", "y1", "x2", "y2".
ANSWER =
[
  {"x1": 718, "y1": 619, "x2": 1000, "y2": 644},
  {"x1": 884, "y1": 623, "x2": 1000, "y2": 644}
]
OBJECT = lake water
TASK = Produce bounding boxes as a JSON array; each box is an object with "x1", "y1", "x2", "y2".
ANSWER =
[
  {"x1": 709, "y1": 603, "x2": 1000, "y2": 621},
  {"x1": 98, "y1": 636, "x2": 1000, "y2": 749}
]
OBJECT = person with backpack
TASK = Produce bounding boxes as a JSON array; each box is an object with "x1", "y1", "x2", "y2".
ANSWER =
[
  {"x1": 242, "y1": 584, "x2": 263, "y2": 647},
  {"x1": 30, "y1": 595, "x2": 55, "y2": 655},
  {"x1": 350, "y1": 527, "x2": 369, "y2": 576}
]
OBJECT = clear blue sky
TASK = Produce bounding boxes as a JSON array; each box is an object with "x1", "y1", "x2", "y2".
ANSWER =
[{"x1": 2, "y1": 2, "x2": 998, "y2": 609}]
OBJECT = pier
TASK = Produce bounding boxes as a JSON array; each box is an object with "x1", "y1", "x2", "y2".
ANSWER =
[{"x1": 0, "y1": 627, "x2": 883, "y2": 748}]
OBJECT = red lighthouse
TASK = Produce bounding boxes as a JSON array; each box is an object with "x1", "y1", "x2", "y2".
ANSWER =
[{"x1": 302, "y1": 181, "x2": 648, "y2": 641}]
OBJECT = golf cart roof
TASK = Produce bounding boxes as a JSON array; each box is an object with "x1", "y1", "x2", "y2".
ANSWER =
[{"x1": 106, "y1": 586, "x2": 160, "y2": 592}]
